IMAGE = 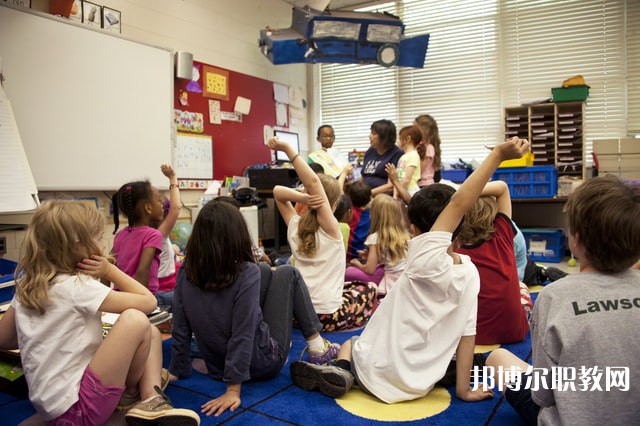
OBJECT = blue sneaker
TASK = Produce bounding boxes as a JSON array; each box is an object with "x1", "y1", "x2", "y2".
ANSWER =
[{"x1": 307, "y1": 339, "x2": 340, "y2": 365}]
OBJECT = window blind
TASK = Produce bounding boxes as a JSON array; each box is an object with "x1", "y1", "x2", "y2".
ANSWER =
[{"x1": 318, "y1": 0, "x2": 637, "y2": 164}]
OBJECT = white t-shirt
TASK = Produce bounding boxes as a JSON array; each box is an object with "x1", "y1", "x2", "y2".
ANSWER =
[
  {"x1": 12, "y1": 274, "x2": 111, "y2": 420},
  {"x1": 287, "y1": 215, "x2": 345, "y2": 314},
  {"x1": 158, "y1": 236, "x2": 176, "y2": 279},
  {"x1": 364, "y1": 232, "x2": 407, "y2": 295},
  {"x1": 352, "y1": 231, "x2": 480, "y2": 403}
]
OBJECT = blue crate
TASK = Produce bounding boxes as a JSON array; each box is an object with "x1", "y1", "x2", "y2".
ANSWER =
[
  {"x1": 492, "y1": 166, "x2": 558, "y2": 198},
  {"x1": 0, "y1": 259, "x2": 17, "y2": 303},
  {"x1": 442, "y1": 169, "x2": 471, "y2": 183},
  {"x1": 522, "y1": 228, "x2": 566, "y2": 263}
]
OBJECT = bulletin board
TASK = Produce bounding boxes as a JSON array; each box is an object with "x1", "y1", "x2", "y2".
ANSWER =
[
  {"x1": 174, "y1": 60, "x2": 278, "y2": 181},
  {"x1": 175, "y1": 133, "x2": 213, "y2": 179}
]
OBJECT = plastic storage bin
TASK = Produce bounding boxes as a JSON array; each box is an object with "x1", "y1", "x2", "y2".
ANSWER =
[
  {"x1": 551, "y1": 85, "x2": 590, "y2": 102},
  {"x1": 499, "y1": 151, "x2": 534, "y2": 168},
  {"x1": 492, "y1": 166, "x2": 558, "y2": 198},
  {"x1": 442, "y1": 169, "x2": 471, "y2": 183},
  {"x1": 521, "y1": 228, "x2": 566, "y2": 263},
  {"x1": 0, "y1": 259, "x2": 17, "y2": 303}
]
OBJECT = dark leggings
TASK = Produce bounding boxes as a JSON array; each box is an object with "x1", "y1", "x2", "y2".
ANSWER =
[
  {"x1": 317, "y1": 281, "x2": 378, "y2": 331},
  {"x1": 258, "y1": 263, "x2": 323, "y2": 355}
]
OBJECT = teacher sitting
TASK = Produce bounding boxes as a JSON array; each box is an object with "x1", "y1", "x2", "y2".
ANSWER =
[{"x1": 361, "y1": 119, "x2": 403, "y2": 197}]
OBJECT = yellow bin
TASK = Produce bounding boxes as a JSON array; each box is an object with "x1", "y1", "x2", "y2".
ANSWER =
[{"x1": 499, "y1": 151, "x2": 534, "y2": 168}]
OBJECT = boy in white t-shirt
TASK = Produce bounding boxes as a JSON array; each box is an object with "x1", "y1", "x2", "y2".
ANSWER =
[{"x1": 290, "y1": 137, "x2": 530, "y2": 403}]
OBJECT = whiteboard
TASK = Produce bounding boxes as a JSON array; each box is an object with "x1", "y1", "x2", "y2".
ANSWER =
[{"x1": 0, "y1": 5, "x2": 174, "y2": 191}]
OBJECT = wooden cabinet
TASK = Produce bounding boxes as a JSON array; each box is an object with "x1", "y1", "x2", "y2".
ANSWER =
[
  {"x1": 593, "y1": 138, "x2": 640, "y2": 180},
  {"x1": 504, "y1": 102, "x2": 585, "y2": 179}
]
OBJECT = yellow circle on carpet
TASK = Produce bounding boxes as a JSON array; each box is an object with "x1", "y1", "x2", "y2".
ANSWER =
[
  {"x1": 528, "y1": 284, "x2": 544, "y2": 293},
  {"x1": 475, "y1": 343, "x2": 500, "y2": 353},
  {"x1": 335, "y1": 386, "x2": 450, "y2": 421}
]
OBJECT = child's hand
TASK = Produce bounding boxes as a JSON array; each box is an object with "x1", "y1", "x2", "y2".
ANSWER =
[
  {"x1": 161, "y1": 163, "x2": 176, "y2": 179},
  {"x1": 357, "y1": 248, "x2": 369, "y2": 263},
  {"x1": 493, "y1": 137, "x2": 530, "y2": 162},
  {"x1": 342, "y1": 164, "x2": 354, "y2": 176},
  {"x1": 77, "y1": 255, "x2": 112, "y2": 280},
  {"x1": 307, "y1": 193, "x2": 324, "y2": 210},
  {"x1": 456, "y1": 386, "x2": 494, "y2": 402},
  {"x1": 201, "y1": 390, "x2": 241, "y2": 417},
  {"x1": 385, "y1": 163, "x2": 399, "y2": 183},
  {"x1": 266, "y1": 137, "x2": 289, "y2": 152}
]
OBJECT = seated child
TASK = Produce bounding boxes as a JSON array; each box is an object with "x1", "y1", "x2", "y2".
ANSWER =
[
  {"x1": 289, "y1": 137, "x2": 530, "y2": 403},
  {"x1": 345, "y1": 179, "x2": 372, "y2": 262},
  {"x1": 346, "y1": 194, "x2": 409, "y2": 295},
  {"x1": 157, "y1": 164, "x2": 182, "y2": 296},
  {"x1": 455, "y1": 181, "x2": 530, "y2": 345},
  {"x1": 169, "y1": 198, "x2": 339, "y2": 417},
  {"x1": 487, "y1": 175, "x2": 640, "y2": 425},
  {"x1": 333, "y1": 194, "x2": 353, "y2": 252}
]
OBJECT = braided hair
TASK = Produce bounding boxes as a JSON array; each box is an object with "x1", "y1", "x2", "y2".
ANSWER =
[{"x1": 112, "y1": 180, "x2": 153, "y2": 234}]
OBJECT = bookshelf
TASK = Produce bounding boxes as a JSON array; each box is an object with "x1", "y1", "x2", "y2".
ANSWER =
[{"x1": 504, "y1": 102, "x2": 586, "y2": 179}]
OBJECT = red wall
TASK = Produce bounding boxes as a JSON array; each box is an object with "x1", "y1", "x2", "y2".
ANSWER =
[{"x1": 174, "y1": 60, "x2": 276, "y2": 180}]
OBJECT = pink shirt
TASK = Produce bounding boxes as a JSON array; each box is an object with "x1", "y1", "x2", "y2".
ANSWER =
[
  {"x1": 419, "y1": 144, "x2": 436, "y2": 187},
  {"x1": 113, "y1": 226, "x2": 162, "y2": 294}
]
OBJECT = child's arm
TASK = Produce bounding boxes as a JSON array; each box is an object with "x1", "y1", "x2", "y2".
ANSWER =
[
  {"x1": 337, "y1": 164, "x2": 354, "y2": 193},
  {"x1": 455, "y1": 335, "x2": 494, "y2": 401},
  {"x1": 431, "y1": 138, "x2": 529, "y2": 233},
  {"x1": 201, "y1": 383, "x2": 241, "y2": 417},
  {"x1": 371, "y1": 181, "x2": 394, "y2": 197},
  {"x1": 349, "y1": 243, "x2": 379, "y2": 274},
  {"x1": 273, "y1": 186, "x2": 309, "y2": 225},
  {"x1": 0, "y1": 306, "x2": 18, "y2": 350},
  {"x1": 480, "y1": 180, "x2": 512, "y2": 218},
  {"x1": 157, "y1": 163, "x2": 181, "y2": 238},
  {"x1": 268, "y1": 137, "x2": 341, "y2": 240},
  {"x1": 135, "y1": 246, "x2": 157, "y2": 288},
  {"x1": 77, "y1": 255, "x2": 157, "y2": 314},
  {"x1": 386, "y1": 163, "x2": 412, "y2": 204}
]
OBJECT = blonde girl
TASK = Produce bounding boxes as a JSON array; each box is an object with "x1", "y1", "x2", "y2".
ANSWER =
[
  {"x1": 347, "y1": 194, "x2": 410, "y2": 295},
  {"x1": 268, "y1": 137, "x2": 378, "y2": 331},
  {"x1": 2, "y1": 200, "x2": 198, "y2": 424},
  {"x1": 414, "y1": 114, "x2": 442, "y2": 187}
]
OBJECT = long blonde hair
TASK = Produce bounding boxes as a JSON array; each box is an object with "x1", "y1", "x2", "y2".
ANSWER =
[
  {"x1": 369, "y1": 194, "x2": 409, "y2": 266},
  {"x1": 297, "y1": 174, "x2": 341, "y2": 257},
  {"x1": 15, "y1": 200, "x2": 105, "y2": 314},
  {"x1": 457, "y1": 196, "x2": 497, "y2": 245}
]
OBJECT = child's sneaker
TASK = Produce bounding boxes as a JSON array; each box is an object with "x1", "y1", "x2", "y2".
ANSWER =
[
  {"x1": 290, "y1": 361, "x2": 354, "y2": 398},
  {"x1": 125, "y1": 386, "x2": 199, "y2": 425},
  {"x1": 117, "y1": 369, "x2": 170, "y2": 413},
  {"x1": 307, "y1": 339, "x2": 340, "y2": 365}
]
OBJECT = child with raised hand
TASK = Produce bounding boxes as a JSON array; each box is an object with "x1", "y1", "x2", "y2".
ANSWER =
[
  {"x1": 157, "y1": 163, "x2": 182, "y2": 297},
  {"x1": 290, "y1": 137, "x2": 529, "y2": 403},
  {"x1": 112, "y1": 166, "x2": 173, "y2": 305},
  {"x1": 268, "y1": 137, "x2": 378, "y2": 331},
  {"x1": 168, "y1": 198, "x2": 338, "y2": 417},
  {"x1": 346, "y1": 194, "x2": 409, "y2": 295},
  {"x1": 4, "y1": 200, "x2": 199, "y2": 425},
  {"x1": 487, "y1": 175, "x2": 640, "y2": 425},
  {"x1": 455, "y1": 180, "x2": 530, "y2": 345}
]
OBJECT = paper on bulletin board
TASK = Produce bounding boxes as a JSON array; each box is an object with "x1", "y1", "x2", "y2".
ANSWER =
[
  {"x1": 289, "y1": 86, "x2": 304, "y2": 109},
  {"x1": 273, "y1": 83, "x2": 289, "y2": 104},
  {"x1": 234, "y1": 96, "x2": 251, "y2": 115},
  {"x1": 221, "y1": 111, "x2": 242, "y2": 122},
  {"x1": 208, "y1": 99, "x2": 221, "y2": 124},
  {"x1": 175, "y1": 133, "x2": 213, "y2": 180},
  {"x1": 276, "y1": 102, "x2": 288, "y2": 127}
]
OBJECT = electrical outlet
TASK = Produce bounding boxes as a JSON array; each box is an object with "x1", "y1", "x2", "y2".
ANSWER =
[{"x1": 0, "y1": 237, "x2": 6, "y2": 255}]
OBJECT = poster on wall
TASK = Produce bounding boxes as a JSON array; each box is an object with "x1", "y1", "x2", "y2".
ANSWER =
[
  {"x1": 102, "y1": 6, "x2": 121, "y2": 33},
  {"x1": 82, "y1": 1, "x2": 101, "y2": 28},
  {"x1": 202, "y1": 65, "x2": 229, "y2": 101},
  {"x1": 175, "y1": 133, "x2": 213, "y2": 180}
]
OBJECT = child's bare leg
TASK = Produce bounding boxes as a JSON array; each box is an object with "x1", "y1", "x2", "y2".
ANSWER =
[
  {"x1": 337, "y1": 338, "x2": 353, "y2": 362},
  {"x1": 486, "y1": 348, "x2": 531, "y2": 390},
  {"x1": 137, "y1": 325, "x2": 163, "y2": 399},
  {"x1": 89, "y1": 309, "x2": 156, "y2": 395}
]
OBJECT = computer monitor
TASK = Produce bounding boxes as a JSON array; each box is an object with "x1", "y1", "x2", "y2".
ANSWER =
[{"x1": 273, "y1": 129, "x2": 300, "y2": 163}]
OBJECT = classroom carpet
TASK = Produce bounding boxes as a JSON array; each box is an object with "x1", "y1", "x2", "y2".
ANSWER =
[{"x1": 0, "y1": 292, "x2": 541, "y2": 426}]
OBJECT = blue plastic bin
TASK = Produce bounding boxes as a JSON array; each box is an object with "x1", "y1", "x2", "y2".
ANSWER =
[
  {"x1": 442, "y1": 169, "x2": 471, "y2": 183},
  {"x1": 492, "y1": 166, "x2": 558, "y2": 198},
  {"x1": 0, "y1": 259, "x2": 17, "y2": 303},
  {"x1": 521, "y1": 228, "x2": 566, "y2": 263}
]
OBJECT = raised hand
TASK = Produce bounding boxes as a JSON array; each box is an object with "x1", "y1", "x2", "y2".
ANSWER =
[{"x1": 160, "y1": 163, "x2": 176, "y2": 179}]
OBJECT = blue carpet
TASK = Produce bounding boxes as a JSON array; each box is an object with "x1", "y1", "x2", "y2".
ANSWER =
[{"x1": 1, "y1": 294, "x2": 540, "y2": 425}]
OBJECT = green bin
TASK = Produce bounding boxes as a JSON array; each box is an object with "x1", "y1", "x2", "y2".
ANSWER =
[{"x1": 551, "y1": 85, "x2": 589, "y2": 102}]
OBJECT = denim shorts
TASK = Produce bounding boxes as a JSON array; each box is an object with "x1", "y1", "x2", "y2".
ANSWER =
[{"x1": 49, "y1": 367, "x2": 125, "y2": 426}]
